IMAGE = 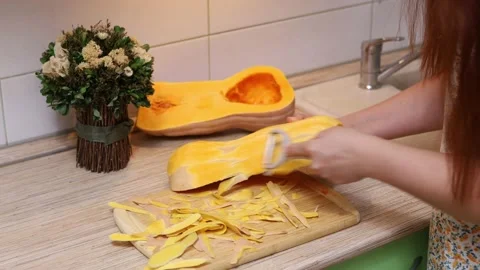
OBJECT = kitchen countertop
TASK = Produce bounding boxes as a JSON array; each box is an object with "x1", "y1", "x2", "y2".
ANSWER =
[{"x1": 0, "y1": 48, "x2": 436, "y2": 270}]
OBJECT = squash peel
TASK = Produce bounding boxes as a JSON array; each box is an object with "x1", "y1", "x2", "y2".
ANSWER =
[
  {"x1": 161, "y1": 213, "x2": 201, "y2": 235},
  {"x1": 148, "y1": 232, "x2": 198, "y2": 268},
  {"x1": 108, "y1": 175, "x2": 347, "y2": 269}
]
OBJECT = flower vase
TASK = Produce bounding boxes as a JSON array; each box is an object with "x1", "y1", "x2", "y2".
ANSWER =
[{"x1": 75, "y1": 104, "x2": 133, "y2": 173}]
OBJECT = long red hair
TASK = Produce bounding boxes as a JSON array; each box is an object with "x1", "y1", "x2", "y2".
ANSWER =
[{"x1": 405, "y1": 0, "x2": 480, "y2": 202}]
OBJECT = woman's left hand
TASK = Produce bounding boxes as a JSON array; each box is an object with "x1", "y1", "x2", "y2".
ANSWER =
[{"x1": 285, "y1": 126, "x2": 378, "y2": 185}]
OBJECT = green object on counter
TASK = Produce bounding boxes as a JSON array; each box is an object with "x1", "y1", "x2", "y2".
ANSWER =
[
  {"x1": 75, "y1": 118, "x2": 134, "y2": 145},
  {"x1": 326, "y1": 227, "x2": 429, "y2": 270}
]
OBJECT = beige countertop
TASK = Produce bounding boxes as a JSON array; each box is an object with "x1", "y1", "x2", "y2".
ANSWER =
[{"x1": 0, "y1": 49, "x2": 437, "y2": 270}]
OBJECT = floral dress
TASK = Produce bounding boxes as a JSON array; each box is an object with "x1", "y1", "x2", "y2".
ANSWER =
[{"x1": 427, "y1": 88, "x2": 480, "y2": 269}]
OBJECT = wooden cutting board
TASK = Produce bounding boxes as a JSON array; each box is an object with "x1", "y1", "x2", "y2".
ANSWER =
[{"x1": 111, "y1": 172, "x2": 360, "y2": 269}]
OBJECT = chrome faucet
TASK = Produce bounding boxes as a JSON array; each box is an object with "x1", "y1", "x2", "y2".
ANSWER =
[{"x1": 359, "y1": 36, "x2": 421, "y2": 90}]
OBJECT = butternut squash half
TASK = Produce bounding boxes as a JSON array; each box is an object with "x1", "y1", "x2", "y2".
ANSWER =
[
  {"x1": 136, "y1": 66, "x2": 296, "y2": 136},
  {"x1": 167, "y1": 116, "x2": 342, "y2": 191}
]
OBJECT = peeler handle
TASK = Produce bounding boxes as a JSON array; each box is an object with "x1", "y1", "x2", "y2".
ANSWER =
[{"x1": 263, "y1": 129, "x2": 292, "y2": 174}]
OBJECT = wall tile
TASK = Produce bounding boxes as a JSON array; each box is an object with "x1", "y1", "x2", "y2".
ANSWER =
[
  {"x1": 0, "y1": 0, "x2": 57, "y2": 78},
  {"x1": 53, "y1": 0, "x2": 208, "y2": 47},
  {"x1": 150, "y1": 38, "x2": 209, "y2": 82},
  {"x1": 372, "y1": 0, "x2": 423, "y2": 52},
  {"x1": 209, "y1": 0, "x2": 369, "y2": 33},
  {"x1": 0, "y1": 91, "x2": 6, "y2": 147},
  {"x1": 0, "y1": 0, "x2": 208, "y2": 79},
  {"x1": 209, "y1": 4, "x2": 372, "y2": 80},
  {"x1": 128, "y1": 38, "x2": 210, "y2": 117},
  {"x1": 1, "y1": 74, "x2": 75, "y2": 144}
]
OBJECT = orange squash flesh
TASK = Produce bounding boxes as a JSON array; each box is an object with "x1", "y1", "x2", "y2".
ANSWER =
[
  {"x1": 167, "y1": 116, "x2": 342, "y2": 191},
  {"x1": 135, "y1": 66, "x2": 296, "y2": 136}
]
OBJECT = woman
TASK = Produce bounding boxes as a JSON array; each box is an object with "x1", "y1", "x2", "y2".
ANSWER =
[{"x1": 286, "y1": 0, "x2": 480, "y2": 268}]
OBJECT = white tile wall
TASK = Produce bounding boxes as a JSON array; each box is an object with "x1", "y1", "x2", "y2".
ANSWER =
[
  {"x1": 0, "y1": 90, "x2": 6, "y2": 147},
  {"x1": 210, "y1": 4, "x2": 371, "y2": 80},
  {"x1": 209, "y1": 0, "x2": 370, "y2": 33},
  {"x1": 1, "y1": 74, "x2": 75, "y2": 144},
  {"x1": 53, "y1": 0, "x2": 208, "y2": 47},
  {"x1": 0, "y1": 0, "x2": 58, "y2": 78},
  {"x1": 371, "y1": 0, "x2": 423, "y2": 52},
  {"x1": 150, "y1": 38, "x2": 210, "y2": 82},
  {"x1": 0, "y1": 0, "x2": 418, "y2": 146},
  {"x1": 0, "y1": 0, "x2": 208, "y2": 79}
]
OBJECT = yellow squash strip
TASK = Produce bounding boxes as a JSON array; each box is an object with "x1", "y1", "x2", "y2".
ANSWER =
[
  {"x1": 174, "y1": 208, "x2": 247, "y2": 236},
  {"x1": 149, "y1": 199, "x2": 169, "y2": 208},
  {"x1": 275, "y1": 206, "x2": 298, "y2": 228},
  {"x1": 143, "y1": 220, "x2": 166, "y2": 237},
  {"x1": 216, "y1": 174, "x2": 249, "y2": 196},
  {"x1": 109, "y1": 233, "x2": 147, "y2": 242},
  {"x1": 200, "y1": 233, "x2": 215, "y2": 258},
  {"x1": 170, "y1": 194, "x2": 195, "y2": 202},
  {"x1": 207, "y1": 234, "x2": 235, "y2": 242},
  {"x1": 165, "y1": 221, "x2": 223, "y2": 246},
  {"x1": 231, "y1": 239, "x2": 255, "y2": 264},
  {"x1": 267, "y1": 181, "x2": 309, "y2": 228},
  {"x1": 205, "y1": 202, "x2": 233, "y2": 211},
  {"x1": 110, "y1": 174, "x2": 336, "y2": 269},
  {"x1": 108, "y1": 202, "x2": 156, "y2": 220},
  {"x1": 161, "y1": 213, "x2": 201, "y2": 235},
  {"x1": 301, "y1": 211, "x2": 319, "y2": 218},
  {"x1": 148, "y1": 232, "x2": 198, "y2": 268}
]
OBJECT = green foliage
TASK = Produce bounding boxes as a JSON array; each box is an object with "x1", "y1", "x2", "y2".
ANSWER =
[{"x1": 36, "y1": 20, "x2": 155, "y2": 121}]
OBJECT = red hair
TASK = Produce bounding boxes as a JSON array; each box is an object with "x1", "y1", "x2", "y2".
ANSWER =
[{"x1": 406, "y1": 0, "x2": 480, "y2": 202}]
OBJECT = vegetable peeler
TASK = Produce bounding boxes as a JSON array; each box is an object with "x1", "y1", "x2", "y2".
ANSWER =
[{"x1": 262, "y1": 129, "x2": 292, "y2": 175}]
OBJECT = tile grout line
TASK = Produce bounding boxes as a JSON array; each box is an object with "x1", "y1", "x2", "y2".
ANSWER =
[
  {"x1": 0, "y1": 2, "x2": 371, "y2": 81},
  {"x1": 207, "y1": 0, "x2": 212, "y2": 80},
  {"x1": 0, "y1": 81, "x2": 9, "y2": 145},
  {"x1": 208, "y1": 1, "x2": 372, "y2": 35},
  {"x1": 369, "y1": 0, "x2": 375, "y2": 39}
]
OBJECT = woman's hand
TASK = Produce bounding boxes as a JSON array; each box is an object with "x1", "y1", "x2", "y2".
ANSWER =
[
  {"x1": 286, "y1": 111, "x2": 309, "y2": 123},
  {"x1": 285, "y1": 126, "x2": 378, "y2": 185}
]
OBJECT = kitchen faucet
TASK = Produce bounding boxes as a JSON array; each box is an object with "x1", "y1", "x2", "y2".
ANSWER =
[{"x1": 359, "y1": 36, "x2": 421, "y2": 90}]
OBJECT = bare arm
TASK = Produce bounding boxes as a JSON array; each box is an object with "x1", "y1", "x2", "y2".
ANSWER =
[
  {"x1": 340, "y1": 77, "x2": 445, "y2": 139},
  {"x1": 365, "y1": 136, "x2": 480, "y2": 224}
]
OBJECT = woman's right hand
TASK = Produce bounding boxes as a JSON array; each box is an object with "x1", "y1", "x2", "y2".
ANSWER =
[{"x1": 286, "y1": 111, "x2": 309, "y2": 123}]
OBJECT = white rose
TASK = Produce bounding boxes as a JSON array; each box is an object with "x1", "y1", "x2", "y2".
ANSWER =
[
  {"x1": 51, "y1": 56, "x2": 70, "y2": 77},
  {"x1": 54, "y1": 42, "x2": 68, "y2": 59},
  {"x1": 140, "y1": 53, "x2": 152, "y2": 63},
  {"x1": 42, "y1": 55, "x2": 70, "y2": 77},
  {"x1": 76, "y1": 62, "x2": 90, "y2": 71},
  {"x1": 97, "y1": 32, "x2": 109, "y2": 40},
  {"x1": 42, "y1": 59, "x2": 55, "y2": 77},
  {"x1": 101, "y1": 56, "x2": 115, "y2": 69},
  {"x1": 132, "y1": 46, "x2": 147, "y2": 56},
  {"x1": 124, "y1": 67, "x2": 133, "y2": 77}
]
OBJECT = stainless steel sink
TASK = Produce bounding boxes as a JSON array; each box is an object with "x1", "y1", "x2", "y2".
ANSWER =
[
  {"x1": 295, "y1": 58, "x2": 441, "y2": 151},
  {"x1": 381, "y1": 59, "x2": 422, "y2": 90}
]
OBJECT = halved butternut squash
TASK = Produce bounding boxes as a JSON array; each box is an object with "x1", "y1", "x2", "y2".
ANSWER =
[
  {"x1": 167, "y1": 115, "x2": 342, "y2": 191},
  {"x1": 136, "y1": 66, "x2": 295, "y2": 136}
]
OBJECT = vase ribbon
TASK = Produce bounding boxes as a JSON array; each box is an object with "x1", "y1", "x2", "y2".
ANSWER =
[{"x1": 75, "y1": 118, "x2": 134, "y2": 145}]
